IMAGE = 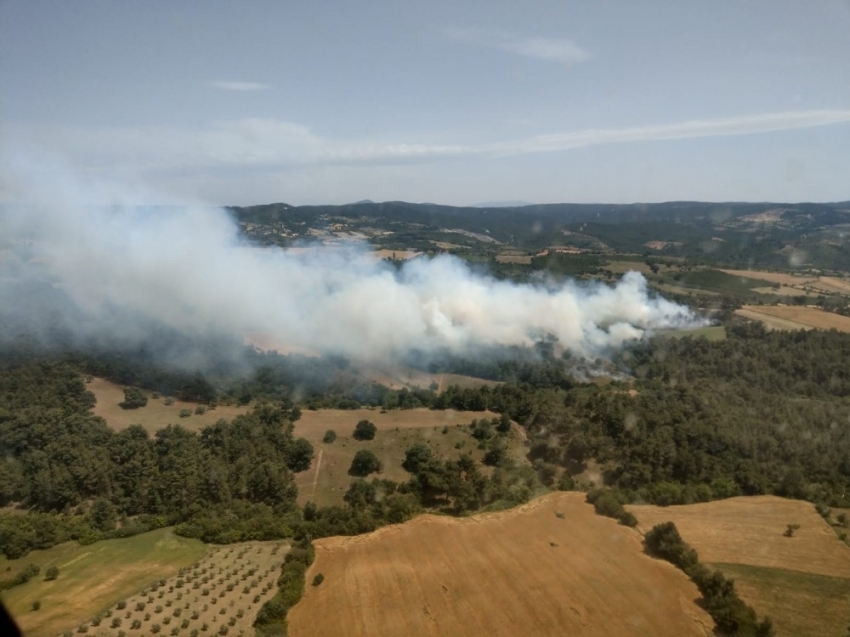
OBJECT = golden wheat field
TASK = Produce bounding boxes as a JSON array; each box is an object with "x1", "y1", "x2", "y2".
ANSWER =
[
  {"x1": 629, "y1": 496, "x2": 850, "y2": 637},
  {"x1": 288, "y1": 492, "x2": 713, "y2": 637},
  {"x1": 734, "y1": 305, "x2": 850, "y2": 332}
]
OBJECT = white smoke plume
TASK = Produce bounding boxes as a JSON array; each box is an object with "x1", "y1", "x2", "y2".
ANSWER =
[{"x1": 0, "y1": 153, "x2": 703, "y2": 361}]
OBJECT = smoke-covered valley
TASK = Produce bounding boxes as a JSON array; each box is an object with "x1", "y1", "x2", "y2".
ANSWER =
[{"x1": 0, "y1": 154, "x2": 704, "y2": 365}]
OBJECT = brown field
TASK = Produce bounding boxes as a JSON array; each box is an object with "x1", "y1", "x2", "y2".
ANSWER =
[
  {"x1": 810, "y1": 276, "x2": 850, "y2": 296},
  {"x1": 603, "y1": 260, "x2": 665, "y2": 276},
  {"x1": 495, "y1": 254, "x2": 533, "y2": 264},
  {"x1": 628, "y1": 496, "x2": 850, "y2": 636},
  {"x1": 357, "y1": 363, "x2": 501, "y2": 392},
  {"x1": 88, "y1": 378, "x2": 250, "y2": 432},
  {"x1": 372, "y1": 249, "x2": 422, "y2": 260},
  {"x1": 293, "y1": 408, "x2": 511, "y2": 506},
  {"x1": 751, "y1": 285, "x2": 820, "y2": 297},
  {"x1": 296, "y1": 408, "x2": 500, "y2": 435},
  {"x1": 735, "y1": 305, "x2": 850, "y2": 332},
  {"x1": 720, "y1": 269, "x2": 816, "y2": 286},
  {"x1": 288, "y1": 492, "x2": 713, "y2": 637}
]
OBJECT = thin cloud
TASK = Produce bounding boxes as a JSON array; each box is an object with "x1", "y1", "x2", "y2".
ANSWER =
[
  {"x1": 209, "y1": 80, "x2": 271, "y2": 91},
  {"x1": 445, "y1": 27, "x2": 589, "y2": 65},
  {"x1": 6, "y1": 110, "x2": 850, "y2": 176},
  {"x1": 492, "y1": 109, "x2": 850, "y2": 156}
]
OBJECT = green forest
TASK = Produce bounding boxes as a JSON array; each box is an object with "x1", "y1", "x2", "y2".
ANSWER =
[{"x1": 2, "y1": 320, "x2": 850, "y2": 566}]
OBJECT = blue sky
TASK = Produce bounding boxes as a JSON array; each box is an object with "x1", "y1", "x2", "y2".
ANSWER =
[{"x1": 1, "y1": 0, "x2": 849, "y2": 205}]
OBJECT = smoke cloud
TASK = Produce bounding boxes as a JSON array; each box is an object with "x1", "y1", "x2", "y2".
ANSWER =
[{"x1": 0, "y1": 153, "x2": 703, "y2": 362}]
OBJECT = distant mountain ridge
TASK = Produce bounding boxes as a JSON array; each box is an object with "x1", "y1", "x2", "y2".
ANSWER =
[{"x1": 228, "y1": 199, "x2": 850, "y2": 271}]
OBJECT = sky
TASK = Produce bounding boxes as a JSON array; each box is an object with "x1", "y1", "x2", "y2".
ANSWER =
[{"x1": 1, "y1": 0, "x2": 849, "y2": 206}]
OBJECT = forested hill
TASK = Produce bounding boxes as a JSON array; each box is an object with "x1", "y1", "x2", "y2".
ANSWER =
[{"x1": 228, "y1": 200, "x2": 850, "y2": 270}]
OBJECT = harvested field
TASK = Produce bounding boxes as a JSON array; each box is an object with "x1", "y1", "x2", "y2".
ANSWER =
[
  {"x1": 357, "y1": 363, "x2": 500, "y2": 392},
  {"x1": 288, "y1": 492, "x2": 713, "y2": 637},
  {"x1": 495, "y1": 253, "x2": 533, "y2": 264},
  {"x1": 296, "y1": 408, "x2": 500, "y2": 435},
  {"x1": 720, "y1": 269, "x2": 816, "y2": 286},
  {"x1": 751, "y1": 285, "x2": 820, "y2": 297},
  {"x1": 628, "y1": 496, "x2": 850, "y2": 636},
  {"x1": 629, "y1": 496, "x2": 850, "y2": 577},
  {"x1": 810, "y1": 276, "x2": 850, "y2": 296},
  {"x1": 88, "y1": 378, "x2": 250, "y2": 433},
  {"x1": 735, "y1": 305, "x2": 850, "y2": 332},
  {"x1": 372, "y1": 249, "x2": 421, "y2": 260},
  {"x1": 0, "y1": 528, "x2": 207, "y2": 637}
]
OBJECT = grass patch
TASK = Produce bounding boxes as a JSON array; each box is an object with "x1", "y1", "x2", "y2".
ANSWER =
[
  {"x1": 294, "y1": 418, "x2": 527, "y2": 507},
  {"x1": 0, "y1": 527, "x2": 207, "y2": 637},
  {"x1": 88, "y1": 377, "x2": 251, "y2": 433},
  {"x1": 711, "y1": 562, "x2": 850, "y2": 637}
]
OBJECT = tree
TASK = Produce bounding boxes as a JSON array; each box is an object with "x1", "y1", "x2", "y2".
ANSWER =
[
  {"x1": 44, "y1": 565, "x2": 59, "y2": 581},
  {"x1": 349, "y1": 450, "x2": 382, "y2": 476},
  {"x1": 89, "y1": 498, "x2": 117, "y2": 533},
  {"x1": 287, "y1": 438, "x2": 314, "y2": 472},
  {"x1": 322, "y1": 430, "x2": 337, "y2": 444},
  {"x1": 353, "y1": 420, "x2": 376, "y2": 441},
  {"x1": 119, "y1": 387, "x2": 148, "y2": 410},
  {"x1": 402, "y1": 443, "x2": 433, "y2": 474}
]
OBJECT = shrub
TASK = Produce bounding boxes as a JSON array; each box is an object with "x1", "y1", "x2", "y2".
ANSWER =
[
  {"x1": 111, "y1": 618, "x2": 122, "y2": 628},
  {"x1": 119, "y1": 387, "x2": 148, "y2": 410},
  {"x1": 44, "y1": 565, "x2": 59, "y2": 581},
  {"x1": 31, "y1": 600, "x2": 41, "y2": 611},
  {"x1": 322, "y1": 429, "x2": 337, "y2": 443},
  {"x1": 312, "y1": 573, "x2": 324, "y2": 586},
  {"x1": 195, "y1": 405, "x2": 206, "y2": 415},
  {"x1": 353, "y1": 420, "x2": 377, "y2": 441},
  {"x1": 131, "y1": 620, "x2": 142, "y2": 629},
  {"x1": 163, "y1": 397, "x2": 175, "y2": 405},
  {"x1": 151, "y1": 624, "x2": 161, "y2": 634},
  {"x1": 116, "y1": 600, "x2": 126, "y2": 610},
  {"x1": 179, "y1": 408, "x2": 192, "y2": 418},
  {"x1": 0, "y1": 563, "x2": 40, "y2": 591},
  {"x1": 136, "y1": 602, "x2": 146, "y2": 612},
  {"x1": 586, "y1": 489, "x2": 637, "y2": 527}
]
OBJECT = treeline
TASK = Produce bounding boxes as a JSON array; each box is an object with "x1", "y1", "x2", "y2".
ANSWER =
[
  {"x1": 0, "y1": 360, "x2": 312, "y2": 558},
  {"x1": 404, "y1": 326, "x2": 850, "y2": 508},
  {"x1": 253, "y1": 538, "x2": 315, "y2": 637},
  {"x1": 644, "y1": 522, "x2": 774, "y2": 636}
]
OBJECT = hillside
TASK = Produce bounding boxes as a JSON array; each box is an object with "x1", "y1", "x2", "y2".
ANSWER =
[{"x1": 288, "y1": 492, "x2": 714, "y2": 637}]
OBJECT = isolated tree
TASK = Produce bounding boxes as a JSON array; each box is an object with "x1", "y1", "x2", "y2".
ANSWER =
[
  {"x1": 349, "y1": 450, "x2": 382, "y2": 476},
  {"x1": 119, "y1": 387, "x2": 148, "y2": 410},
  {"x1": 44, "y1": 566, "x2": 59, "y2": 581},
  {"x1": 322, "y1": 430, "x2": 337, "y2": 444},
  {"x1": 353, "y1": 420, "x2": 377, "y2": 441},
  {"x1": 784, "y1": 523, "x2": 801, "y2": 537}
]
